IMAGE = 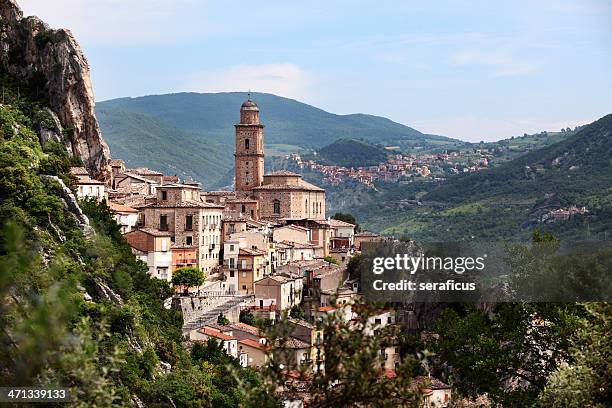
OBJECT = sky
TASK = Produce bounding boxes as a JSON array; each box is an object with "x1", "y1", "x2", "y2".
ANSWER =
[{"x1": 18, "y1": 0, "x2": 612, "y2": 142}]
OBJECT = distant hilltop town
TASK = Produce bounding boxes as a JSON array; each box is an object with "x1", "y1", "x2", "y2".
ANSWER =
[{"x1": 289, "y1": 149, "x2": 492, "y2": 188}]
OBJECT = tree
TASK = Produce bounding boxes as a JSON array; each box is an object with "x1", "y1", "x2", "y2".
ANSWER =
[
  {"x1": 538, "y1": 303, "x2": 611, "y2": 407},
  {"x1": 429, "y1": 303, "x2": 584, "y2": 406},
  {"x1": 323, "y1": 255, "x2": 338, "y2": 265},
  {"x1": 240, "y1": 310, "x2": 256, "y2": 326},
  {"x1": 289, "y1": 305, "x2": 305, "y2": 320},
  {"x1": 217, "y1": 313, "x2": 230, "y2": 326},
  {"x1": 332, "y1": 212, "x2": 360, "y2": 232},
  {"x1": 255, "y1": 305, "x2": 422, "y2": 407},
  {"x1": 171, "y1": 266, "x2": 204, "y2": 292}
]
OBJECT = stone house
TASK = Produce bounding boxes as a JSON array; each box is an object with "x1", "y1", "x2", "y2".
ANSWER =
[
  {"x1": 254, "y1": 275, "x2": 303, "y2": 311},
  {"x1": 136, "y1": 183, "x2": 224, "y2": 274},
  {"x1": 108, "y1": 202, "x2": 138, "y2": 233},
  {"x1": 237, "y1": 247, "x2": 267, "y2": 293},
  {"x1": 190, "y1": 327, "x2": 238, "y2": 358},
  {"x1": 273, "y1": 224, "x2": 310, "y2": 245},
  {"x1": 71, "y1": 166, "x2": 106, "y2": 201},
  {"x1": 123, "y1": 228, "x2": 173, "y2": 281}
]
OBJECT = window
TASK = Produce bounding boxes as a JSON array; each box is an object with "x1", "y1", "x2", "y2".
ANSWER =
[
  {"x1": 161, "y1": 190, "x2": 167, "y2": 200},
  {"x1": 185, "y1": 215, "x2": 193, "y2": 230},
  {"x1": 245, "y1": 138, "x2": 250, "y2": 150},
  {"x1": 229, "y1": 224, "x2": 235, "y2": 233},
  {"x1": 230, "y1": 270, "x2": 235, "y2": 277},
  {"x1": 273, "y1": 199, "x2": 281, "y2": 215},
  {"x1": 241, "y1": 260, "x2": 247, "y2": 269},
  {"x1": 375, "y1": 318, "x2": 382, "y2": 325},
  {"x1": 159, "y1": 215, "x2": 168, "y2": 231},
  {"x1": 305, "y1": 199, "x2": 308, "y2": 212},
  {"x1": 229, "y1": 244, "x2": 235, "y2": 251},
  {"x1": 157, "y1": 267, "x2": 168, "y2": 280},
  {"x1": 242, "y1": 285, "x2": 247, "y2": 290},
  {"x1": 186, "y1": 236, "x2": 193, "y2": 246},
  {"x1": 241, "y1": 204, "x2": 246, "y2": 213},
  {"x1": 161, "y1": 239, "x2": 167, "y2": 252}
]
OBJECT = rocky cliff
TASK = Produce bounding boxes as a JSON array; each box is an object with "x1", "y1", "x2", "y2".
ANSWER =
[{"x1": 0, "y1": 0, "x2": 111, "y2": 180}]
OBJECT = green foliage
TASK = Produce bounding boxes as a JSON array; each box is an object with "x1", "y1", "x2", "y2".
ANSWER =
[
  {"x1": 239, "y1": 310, "x2": 256, "y2": 326},
  {"x1": 34, "y1": 29, "x2": 54, "y2": 48},
  {"x1": 323, "y1": 255, "x2": 339, "y2": 265},
  {"x1": 430, "y1": 303, "x2": 585, "y2": 406},
  {"x1": 217, "y1": 313, "x2": 230, "y2": 326},
  {"x1": 289, "y1": 305, "x2": 305, "y2": 320},
  {"x1": 258, "y1": 306, "x2": 422, "y2": 407},
  {"x1": 172, "y1": 266, "x2": 204, "y2": 289},
  {"x1": 538, "y1": 303, "x2": 611, "y2": 407},
  {"x1": 317, "y1": 138, "x2": 388, "y2": 167},
  {"x1": 332, "y1": 211, "x2": 360, "y2": 232}
]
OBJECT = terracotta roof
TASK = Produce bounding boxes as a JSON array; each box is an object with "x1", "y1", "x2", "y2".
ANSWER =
[
  {"x1": 198, "y1": 327, "x2": 235, "y2": 341},
  {"x1": 319, "y1": 306, "x2": 337, "y2": 312},
  {"x1": 276, "y1": 336, "x2": 310, "y2": 349},
  {"x1": 202, "y1": 191, "x2": 235, "y2": 196},
  {"x1": 139, "y1": 200, "x2": 224, "y2": 209},
  {"x1": 278, "y1": 224, "x2": 309, "y2": 232},
  {"x1": 109, "y1": 159, "x2": 124, "y2": 166},
  {"x1": 252, "y1": 180, "x2": 324, "y2": 192},
  {"x1": 411, "y1": 376, "x2": 451, "y2": 390},
  {"x1": 124, "y1": 228, "x2": 171, "y2": 237},
  {"x1": 239, "y1": 247, "x2": 267, "y2": 256},
  {"x1": 230, "y1": 322, "x2": 261, "y2": 337},
  {"x1": 328, "y1": 218, "x2": 356, "y2": 228},
  {"x1": 239, "y1": 338, "x2": 269, "y2": 350},
  {"x1": 76, "y1": 174, "x2": 105, "y2": 185},
  {"x1": 130, "y1": 167, "x2": 163, "y2": 176},
  {"x1": 109, "y1": 202, "x2": 138, "y2": 213},
  {"x1": 264, "y1": 170, "x2": 301, "y2": 177},
  {"x1": 279, "y1": 240, "x2": 317, "y2": 249},
  {"x1": 158, "y1": 183, "x2": 200, "y2": 189},
  {"x1": 70, "y1": 166, "x2": 89, "y2": 176}
]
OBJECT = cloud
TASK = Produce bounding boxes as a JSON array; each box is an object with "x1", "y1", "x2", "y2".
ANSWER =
[
  {"x1": 449, "y1": 50, "x2": 538, "y2": 77},
  {"x1": 183, "y1": 63, "x2": 313, "y2": 101},
  {"x1": 18, "y1": 0, "x2": 208, "y2": 46}
]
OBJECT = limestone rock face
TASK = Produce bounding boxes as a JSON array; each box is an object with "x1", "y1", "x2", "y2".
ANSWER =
[{"x1": 0, "y1": 0, "x2": 111, "y2": 181}]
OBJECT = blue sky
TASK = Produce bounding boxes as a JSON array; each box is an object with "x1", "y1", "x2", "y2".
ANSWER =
[{"x1": 20, "y1": 0, "x2": 612, "y2": 142}]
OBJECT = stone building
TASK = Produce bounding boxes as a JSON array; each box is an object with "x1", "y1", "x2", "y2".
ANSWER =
[
  {"x1": 232, "y1": 98, "x2": 326, "y2": 222},
  {"x1": 136, "y1": 183, "x2": 224, "y2": 274}
]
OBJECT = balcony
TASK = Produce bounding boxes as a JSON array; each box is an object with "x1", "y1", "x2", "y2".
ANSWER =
[
  {"x1": 208, "y1": 244, "x2": 216, "y2": 251},
  {"x1": 176, "y1": 259, "x2": 198, "y2": 265},
  {"x1": 159, "y1": 224, "x2": 169, "y2": 231}
]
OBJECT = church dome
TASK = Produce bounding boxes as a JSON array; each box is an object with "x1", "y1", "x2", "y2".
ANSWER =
[{"x1": 241, "y1": 98, "x2": 259, "y2": 111}]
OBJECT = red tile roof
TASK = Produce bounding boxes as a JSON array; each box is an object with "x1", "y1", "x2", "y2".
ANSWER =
[
  {"x1": 239, "y1": 338, "x2": 269, "y2": 351},
  {"x1": 198, "y1": 327, "x2": 235, "y2": 341}
]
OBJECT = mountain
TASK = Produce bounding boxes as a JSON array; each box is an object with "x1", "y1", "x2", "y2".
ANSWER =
[
  {"x1": 96, "y1": 92, "x2": 463, "y2": 187},
  {"x1": 316, "y1": 138, "x2": 390, "y2": 167},
  {"x1": 348, "y1": 114, "x2": 612, "y2": 241},
  {"x1": 0, "y1": 0, "x2": 110, "y2": 179}
]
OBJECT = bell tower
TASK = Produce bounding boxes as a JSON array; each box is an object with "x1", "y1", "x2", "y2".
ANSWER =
[{"x1": 234, "y1": 96, "x2": 264, "y2": 193}]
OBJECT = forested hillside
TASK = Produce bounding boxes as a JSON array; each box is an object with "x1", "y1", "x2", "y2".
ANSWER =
[
  {"x1": 316, "y1": 138, "x2": 390, "y2": 167},
  {"x1": 345, "y1": 114, "x2": 612, "y2": 241}
]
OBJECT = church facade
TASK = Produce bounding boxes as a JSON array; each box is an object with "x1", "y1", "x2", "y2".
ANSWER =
[{"x1": 234, "y1": 98, "x2": 326, "y2": 221}]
